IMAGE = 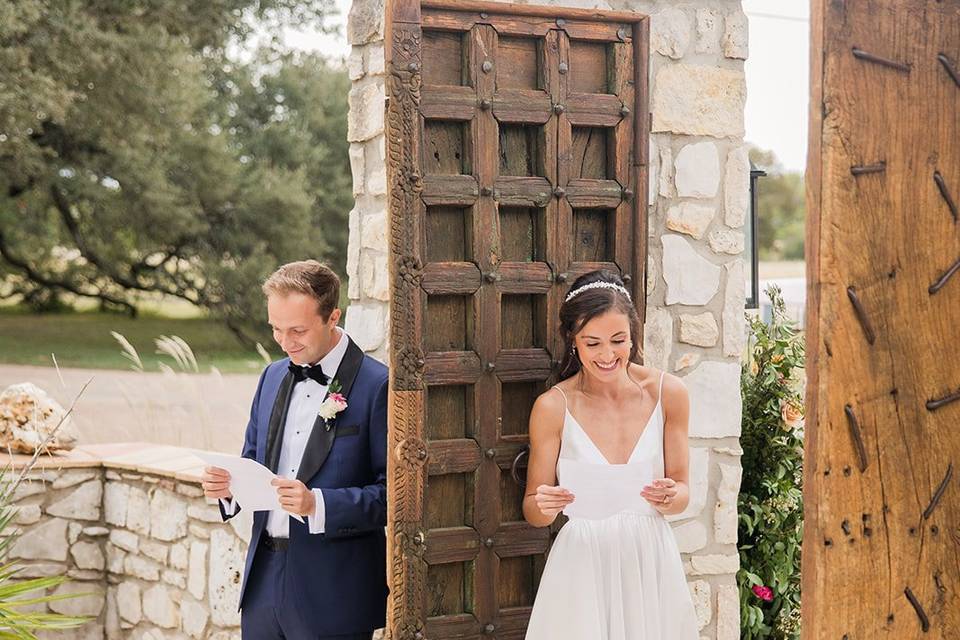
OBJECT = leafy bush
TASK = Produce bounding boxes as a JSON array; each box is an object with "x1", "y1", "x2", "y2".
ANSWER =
[{"x1": 738, "y1": 285, "x2": 805, "y2": 639}]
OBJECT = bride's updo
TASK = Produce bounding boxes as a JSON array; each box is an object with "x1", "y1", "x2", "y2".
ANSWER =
[{"x1": 556, "y1": 269, "x2": 642, "y2": 381}]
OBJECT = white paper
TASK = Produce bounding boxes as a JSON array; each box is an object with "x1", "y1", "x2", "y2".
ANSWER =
[
  {"x1": 195, "y1": 451, "x2": 304, "y2": 523},
  {"x1": 557, "y1": 458, "x2": 653, "y2": 519}
]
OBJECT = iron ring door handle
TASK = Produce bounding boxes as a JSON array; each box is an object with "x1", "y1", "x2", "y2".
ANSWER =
[{"x1": 510, "y1": 445, "x2": 529, "y2": 487}]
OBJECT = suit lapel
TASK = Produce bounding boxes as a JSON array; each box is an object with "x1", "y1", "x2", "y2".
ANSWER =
[
  {"x1": 265, "y1": 370, "x2": 296, "y2": 473},
  {"x1": 297, "y1": 337, "x2": 365, "y2": 483}
]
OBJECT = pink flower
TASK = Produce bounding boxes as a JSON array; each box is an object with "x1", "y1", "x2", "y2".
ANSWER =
[
  {"x1": 752, "y1": 585, "x2": 774, "y2": 602},
  {"x1": 318, "y1": 393, "x2": 348, "y2": 420}
]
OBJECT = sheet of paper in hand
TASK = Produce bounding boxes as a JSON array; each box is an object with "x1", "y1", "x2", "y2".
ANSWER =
[
  {"x1": 194, "y1": 451, "x2": 304, "y2": 523},
  {"x1": 557, "y1": 458, "x2": 653, "y2": 520}
]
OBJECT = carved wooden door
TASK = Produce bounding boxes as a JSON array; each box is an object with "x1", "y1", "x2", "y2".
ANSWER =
[
  {"x1": 805, "y1": 1, "x2": 960, "y2": 637},
  {"x1": 385, "y1": 2, "x2": 649, "y2": 638}
]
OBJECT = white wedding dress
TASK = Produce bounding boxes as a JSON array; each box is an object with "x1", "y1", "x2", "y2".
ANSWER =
[{"x1": 525, "y1": 372, "x2": 699, "y2": 640}]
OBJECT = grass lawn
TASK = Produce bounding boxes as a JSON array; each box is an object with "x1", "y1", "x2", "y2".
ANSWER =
[{"x1": 0, "y1": 309, "x2": 275, "y2": 373}]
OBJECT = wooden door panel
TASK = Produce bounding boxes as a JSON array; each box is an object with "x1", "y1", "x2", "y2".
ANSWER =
[
  {"x1": 805, "y1": 1, "x2": 960, "y2": 637},
  {"x1": 387, "y1": 2, "x2": 648, "y2": 638}
]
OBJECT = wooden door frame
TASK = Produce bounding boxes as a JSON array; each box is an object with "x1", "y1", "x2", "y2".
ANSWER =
[{"x1": 384, "y1": 2, "x2": 650, "y2": 638}]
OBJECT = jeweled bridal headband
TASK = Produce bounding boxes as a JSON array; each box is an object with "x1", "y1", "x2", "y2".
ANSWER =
[{"x1": 563, "y1": 281, "x2": 632, "y2": 303}]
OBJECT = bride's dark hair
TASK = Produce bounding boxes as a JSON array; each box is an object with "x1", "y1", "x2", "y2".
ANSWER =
[{"x1": 556, "y1": 269, "x2": 642, "y2": 381}]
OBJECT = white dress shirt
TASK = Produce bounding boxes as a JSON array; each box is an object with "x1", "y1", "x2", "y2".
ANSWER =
[{"x1": 223, "y1": 327, "x2": 348, "y2": 537}]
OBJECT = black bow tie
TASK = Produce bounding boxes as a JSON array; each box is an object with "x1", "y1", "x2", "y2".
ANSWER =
[{"x1": 288, "y1": 361, "x2": 330, "y2": 385}]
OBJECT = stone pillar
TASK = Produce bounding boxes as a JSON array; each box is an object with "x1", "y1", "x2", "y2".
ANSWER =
[
  {"x1": 344, "y1": 0, "x2": 390, "y2": 362},
  {"x1": 345, "y1": 1, "x2": 748, "y2": 638}
]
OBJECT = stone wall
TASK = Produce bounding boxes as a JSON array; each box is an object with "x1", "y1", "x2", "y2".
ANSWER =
[
  {"x1": 8, "y1": 445, "x2": 251, "y2": 640},
  {"x1": 345, "y1": 1, "x2": 748, "y2": 638}
]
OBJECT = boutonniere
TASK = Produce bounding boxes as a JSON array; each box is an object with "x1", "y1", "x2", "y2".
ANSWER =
[{"x1": 318, "y1": 380, "x2": 348, "y2": 430}]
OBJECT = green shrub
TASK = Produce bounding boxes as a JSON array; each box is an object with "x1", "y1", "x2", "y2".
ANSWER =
[{"x1": 738, "y1": 285, "x2": 805, "y2": 639}]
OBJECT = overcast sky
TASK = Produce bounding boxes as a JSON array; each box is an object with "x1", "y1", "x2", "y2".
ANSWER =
[{"x1": 278, "y1": 0, "x2": 810, "y2": 173}]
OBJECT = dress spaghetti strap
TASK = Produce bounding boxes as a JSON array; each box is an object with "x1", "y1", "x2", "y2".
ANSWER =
[{"x1": 552, "y1": 386, "x2": 569, "y2": 411}]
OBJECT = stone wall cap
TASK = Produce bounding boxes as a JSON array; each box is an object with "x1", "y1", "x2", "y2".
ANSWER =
[{"x1": 7, "y1": 443, "x2": 208, "y2": 483}]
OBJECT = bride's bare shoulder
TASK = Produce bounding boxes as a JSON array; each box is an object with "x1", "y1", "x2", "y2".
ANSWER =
[{"x1": 530, "y1": 384, "x2": 568, "y2": 433}]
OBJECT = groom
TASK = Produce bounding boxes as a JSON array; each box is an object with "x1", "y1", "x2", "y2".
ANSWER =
[{"x1": 201, "y1": 260, "x2": 388, "y2": 639}]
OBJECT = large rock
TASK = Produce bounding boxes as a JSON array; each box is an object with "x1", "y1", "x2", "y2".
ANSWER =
[
  {"x1": 142, "y1": 583, "x2": 179, "y2": 628},
  {"x1": 0, "y1": 383, "x2": 79, "y2": 453},
  {"x1": 717, "y1": 583, "x2": 741, "y2": 639},
  {"x1": 11, "y1": 517, "x2": 68, "y2": 561},
  {"x1": 47, "y1": 479, "x2": 102, "y2": 521},
  {"x1": 347, "y1": 206, "x2": 361, "y2": 300},
  {"x1": 126, "y1": 485, "x2": 151, "y2": 536},
  {"x1": 689, "y1": 580, "x2": 712, "y2": 630},
  {"x1": 724, "y1": 146, "x2": 750, "y2": 228},
  {"x1": 673, "y1": 520, "x2": 707, "y2": 553},
  {"x1": 181, "y1": 600, "x2": 210, "y2": 639},
  {"x1": 348, "y1": 81, "x2": 386, "y2": 143},
  {"x1": 361, "y1": 251, "x2": 390, "y2": 302},
  {"x1": 104, "y1": 482, "x2": 129, "y2": 527},
  {"x1": 723, "y1": 11, "x2": 749, "y2": 60},
  {"x1": 722, "y1": 260, "x2": 746, "y2": 357},
  {"x1": 679, "y1": 313, "x2": 719, "y2": 347},
  {"x1": 347, "y1": 0, "x2": 385, "y2": 45},
  {"x1": 345, "y1": 302, "x2": 388, "y2": 352},
  {"x1": 666, "y1": 202, "x2": 716, "y2": 240},
  {"x1": 652, "y1": 64, "x2": 746, "y2": 138},
  {"x1": 651, "y1": 7, "x2": 690, "y2": 59},
  {"x1": 150, "y1": 488, "x2": 188, "y2": 541},
  {"x1": 684, "y1": 361, "x2": 743, "y2": 438},
  {"x1": 708, "y1": 229, "x2": 745, "y2": 255},
  {"x1": 70, "y1": 541, "x2": 105, "y2": 570},
  {"x1": 675, "y1": 142, "x2": 720, "y2": 198},
  {"x1": 117, "y1": 581, "x2": 143, "y2": 624},
  {"x1": 690, "y1": 554, "x2": 740, "y2": 575},
  {"x1": 188, "y1": 541, "x2": 208, "y2": 600},
  {"x1": 695, "y1": 7, "x2": 722, "y2": 54},
  {"x1": 208, "y1": 529, "x2": 245, "y2": 627},
  {"x1": 642, "y1": 307, "x2": 673, "y2": 371},
  {"x1": 48, "y1": 582, "x2": 105, "y2": 617},
  {"x1": 715, "y1": 463, "x2": 742, "y2": 544},
  {"x1": 661, "y1": 235, "x2": 721, "y2": 305}
]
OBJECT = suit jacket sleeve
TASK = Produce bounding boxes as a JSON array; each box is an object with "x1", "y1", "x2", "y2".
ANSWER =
[
  {"x1": 219, "y1": 366, "x2": 268, "y2": 522},
  {"x1": 319, "y1": 373, "x2": 388, "y2": 538}
]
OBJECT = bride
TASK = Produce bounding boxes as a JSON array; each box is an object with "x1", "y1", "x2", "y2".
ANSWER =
[{"x1": 523, "y1": 269, "x2": 699, "y2": 640}]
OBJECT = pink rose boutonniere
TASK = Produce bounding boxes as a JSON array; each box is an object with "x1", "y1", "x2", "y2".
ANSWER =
[
  {"x1": 752, "y1": 585, "x2": 774, "y2": 602},
  {"x1": 318, "y1": 381, "x2": 348, "y2": 430}
]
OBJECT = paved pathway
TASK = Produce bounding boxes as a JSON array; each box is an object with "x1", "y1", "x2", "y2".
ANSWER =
[{"x1": 0, "y1": 365, "x2": 260, "y2": 453}]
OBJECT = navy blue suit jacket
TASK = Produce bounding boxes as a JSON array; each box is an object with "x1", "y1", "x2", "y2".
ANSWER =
[{"x1": 222, "y1": 336, "x2": 389, "y2": 635}]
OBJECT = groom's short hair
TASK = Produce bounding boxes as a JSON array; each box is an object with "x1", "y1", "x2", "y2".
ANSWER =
[{"x1": 262, "y1": 260, "x2": 340, "y2": 319}]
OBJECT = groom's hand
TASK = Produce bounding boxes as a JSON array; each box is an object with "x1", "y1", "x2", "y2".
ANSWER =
[
  {"x1": 201, "y1": 466, "x2": 233, "y2": 500},
  {"x1": 272, "y1": 478, "x2": 316, "y2": 516}
]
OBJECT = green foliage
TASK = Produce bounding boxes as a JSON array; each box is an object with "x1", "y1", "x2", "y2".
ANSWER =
[
  {"x1": 749, "y1": 147, "x2": 805, "y2": 262},
  {"x1": 0, "y1": 308, "x2": 267, "y2": 372},
  {"x1": 0, "y1": 0, "x2": 349, "y2": 345},
  {"x1": 738, "y1": 285, "x2": 805, "y2": 639}
]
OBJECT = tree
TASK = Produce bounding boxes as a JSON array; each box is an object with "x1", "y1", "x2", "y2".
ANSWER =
[
  {"x1": 749, "y1": 146, "x2": 806, "y2": 262},
  {"x1": 0, "y1": 0, "x2": 349, "y2": 343}
]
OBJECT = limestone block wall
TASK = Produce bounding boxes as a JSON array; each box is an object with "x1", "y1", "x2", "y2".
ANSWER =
[
  {"x1": 8, "y1": 446, "x2": 251, "y2": 640},
  {"x1": 344, "y1": 1, "x2": 748, "y2": 638}
]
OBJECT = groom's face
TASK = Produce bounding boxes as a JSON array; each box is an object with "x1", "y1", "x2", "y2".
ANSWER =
[{"x1": 267, "y1": 292, "x2": 342, "y2": 365}]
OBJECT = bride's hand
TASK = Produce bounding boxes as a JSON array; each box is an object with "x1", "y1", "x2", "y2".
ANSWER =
[
  {"x1": 534, "y1": 484, "x2": 575, "y2": 517},
  {"x1": 641, "y1": 478, "x2": 678, "y2": 512}
]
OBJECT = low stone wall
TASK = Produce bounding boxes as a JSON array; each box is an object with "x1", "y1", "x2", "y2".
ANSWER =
[
  {"x1": 8, "y1": 444, "x2": 251, "y2": 640},
  {"x1": 11, "y1": 440, "x2": 739, "y2": 638}
]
